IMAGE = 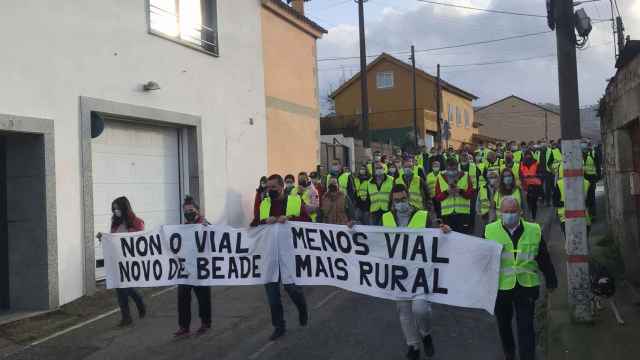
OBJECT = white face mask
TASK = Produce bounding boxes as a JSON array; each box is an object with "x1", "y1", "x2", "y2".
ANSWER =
[
  {"x1": 113, "y1": 209, "x2": 122, "y2": 218},
  {"x1": 403, "y1": 167, "x2": 413, "y2": 175},
  {"x1": 375, "y1": 169, "x2": 384, "y2": 176},
  {"x1": 393, "y1": 200, "x2": 411, "y2": 214},
  {"x1": 432, "y1": 166, "x2": 440, "y2": 173},
  {"x1": 502, "y1": 212, "x2": 520, "y2": 227}
]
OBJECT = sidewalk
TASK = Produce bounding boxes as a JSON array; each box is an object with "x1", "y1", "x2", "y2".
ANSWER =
[{"x1": 547, "y1": 186, "x2": 640, "y2": 359}]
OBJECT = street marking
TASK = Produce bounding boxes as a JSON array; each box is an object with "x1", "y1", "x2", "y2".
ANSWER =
[
  {"x1": 248, "y1": 341, "x2": 274, "y2": 360},
  {"x1": 314, "y1": 290, "x2": 341, "y2": 309},
  {"x1": 3, "y1": 286, "x2": 177, "y2": 358}
]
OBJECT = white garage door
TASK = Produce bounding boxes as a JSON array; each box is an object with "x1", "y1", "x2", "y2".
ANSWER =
[{"x1": 92, "y1": 120, "x2": 181, "y2": 280}]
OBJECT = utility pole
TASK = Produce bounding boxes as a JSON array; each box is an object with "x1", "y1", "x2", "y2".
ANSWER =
[
  {"x1": 545, "y1": 111, "x2": 549, "y2": 142},
  {"x1": 410, "y1": 45, "x2": 419, "y2": 149},
  {"x1": 435, "y1": 64, "x2": 443, "y2": 149},
  {"x1": 357, "y1": 0, "x2": 370, "y2": 147},
  {"x1": 616, "y1": 16, "x2": 626, "y2": 56},
  {"x1": 554, "y1": 0, "x2": 592, "y2": 323}
]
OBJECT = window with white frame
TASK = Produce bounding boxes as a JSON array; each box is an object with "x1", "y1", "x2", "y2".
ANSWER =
[
  {"x1": 149, "y1": 0, "x2": 218, "y2": 55},
  {"x1": 376, "y1": 71, "x2": 394, "y2": 89},
  {"x1": 448, "y1": 104, "x2": 453, "y2": 122},
  {"x1": 456, "y1": 106, "x2": 462, "y2": 127},
  {"x1": 464, "y1": 109, "x2": 470, "y2": 128}
]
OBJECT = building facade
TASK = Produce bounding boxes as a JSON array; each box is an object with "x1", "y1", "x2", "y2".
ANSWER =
[
  {"x1": 0, "y1": 0, "x2": 268, "y2": 311},
  {"x1": 324, "y1": 53, "x2": 478, "y2": 150},
  {"x1": 474, "y1": 95, "x2": 561, "y2": 143},
  {"x1": 261, "y1": 0, "x2": 326, "y2": 176},
  {"x1": 599, "y1": 40, "x2": 640, "y2": 286}
]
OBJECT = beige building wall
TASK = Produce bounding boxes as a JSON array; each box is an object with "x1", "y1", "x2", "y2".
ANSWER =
[
  {"x1": 442, "y1": 89, "x2": 477, "y2": 148},
  {"x1": 261, "y1": 3, "x2": 322, "y2": 176},
  {"x1": 475, "y1": 96, "x2": 561, "y2": 142}
]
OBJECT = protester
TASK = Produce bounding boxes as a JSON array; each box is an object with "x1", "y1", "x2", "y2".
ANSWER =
[
  {"x1": 97, "y1": 196, "x2": 146, "y2": 327},
  {"x1": 319, "y1": 177, "x2": 354, "y2": 225},
  {"x1": 353, "y1": 164, "x2": 371, "y2": 225},
  {"x1": 367, "y1": 162, "x2": 395, "y2": 225},
  {"x1": 253, "y1": 176, "x2": 268, "y2": 221},
  {"x1": 427, "y1": 160, "x2": 442, "y2": 218},
  {"x1": 174, "y1": 196, "x2": 212, "y2": 337},
  {"x1": 520, "y1": 151, "x2": 543, "y2": 220},
  {"x1": 327, "y1": 160, "x2": 356, "y2": 202},
  {"x1": 290, "y1": 171, "x2": 320, "y2": 222},
  {"x1": 387, "y1": 163, "x2": 400, "y2": 179},
  {"x1": 382, "y1": 184, "x2": 451, "y2": 360},
  {"x1": 460, "y1": 153, "x2": 478, "y2": 230},
  {"x1": 395, "y1": 159, "x2": 429, "y2": 211},
  {"x1": 553, "y1": 166, "x2": 593, "y2": 235},
  {"x1": 538, "y1": 141, "x2": 554, "y2": 206},
  {"x1": 500, "y1": 151, "x2": 520, "y2": 185},
  {"x1": 309, "y1": 171, "x2": 325, "y2": 204},
  {"x1": 284, "y1": 174, "x2": 295, "y2": 196},
  {"x1": 250, "y1": 174, "x2": 309, "y2": 341},
  {"x1": 484, "y1": 196, "x2": 557, "y2": 360},
  {"x1": 582, "y1": 140, "x2": 599, "y2": 219},
  {"x1": 434, "y1": 158, "x2": 474, "y2": 234},
  {"x1": 495, "y1": 168, "x2": 523, "y2": 218},
  {"x1": 477, "y1": 170, "x2": 500, "y2": 225}
]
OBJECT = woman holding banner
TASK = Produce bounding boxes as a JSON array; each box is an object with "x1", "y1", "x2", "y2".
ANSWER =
[
  {"x1": 382, "y1": 184, "x2": 451, "y2": 360},
  {"x1": 174, "y1": 195, "x2": 212, "y2": 338},
  {"x1": 97, "y1": 196, "x2": 147, "y2": 327}
]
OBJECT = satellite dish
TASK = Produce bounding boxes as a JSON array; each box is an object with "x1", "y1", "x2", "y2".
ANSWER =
[{"x1": 91, "y1": 112, "x2": 105, "y2": 138}]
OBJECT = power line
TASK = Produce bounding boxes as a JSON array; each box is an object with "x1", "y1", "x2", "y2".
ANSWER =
[
  {"x1": 440, "y1": 53, "x2": 556, "y2": 68},
  {"x1": 415, "y1": 0, "x2": 547, "y2": 18},
  {"x1": 317, "y1": 30, "x2": 553, "y2": 62}
]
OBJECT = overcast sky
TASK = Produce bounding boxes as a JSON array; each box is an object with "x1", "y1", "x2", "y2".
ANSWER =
[{"x1": 305, "y1": 0, "x2": 639, "y2": 113}]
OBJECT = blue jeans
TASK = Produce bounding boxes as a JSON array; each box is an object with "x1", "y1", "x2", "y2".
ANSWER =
[
  {"x1": 116, "y1": 288, "x2": 144, "y2": 320},
  {"x1": 264, "y1": 282, "x2": 307, "y2": 329}
]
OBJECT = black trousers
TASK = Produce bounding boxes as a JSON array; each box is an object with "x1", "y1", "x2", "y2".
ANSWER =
[
  {"x1": 370, "y1": 210, "x2": 384, "y2": 226},
  {"x1": 432, "y1": 200, "x2": 442, "y2": 219},
  {"x1": 526, "y1": 185, "x2": 542, "y2": 220},
  {"x1": 178, "y1": 285, "x2": 212, "y2": 329},
  {"x1": 442, "y1": 214, "x2": 472, "y2": 234},
  {"x1": 469, "y1": 193, "x2": 477, "y2": 229},
  {"x1": 494, "y1": 286, "x2": 539, "y2": 360},
  {"x1": 543, "y1": 173, "x2": 554, "y2": 205},
  {"x1": 264, "y1": 282, "x2": 308, "y2": 329},
  {"x1": 585, "y1": 175, "x2": 598, "y2": 217},
  {"x1": 116, "y1": 288, "x2": 145, "y2": 320}
]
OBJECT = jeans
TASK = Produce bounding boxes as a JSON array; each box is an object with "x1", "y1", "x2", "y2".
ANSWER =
[
  {"x1": 494, "y1": 286, "x2": 539, "y2": 360},
  {"x1": 116, "y1": 288, "x2": 145, "y2": 320},
  {"x1": 396, "y1": 299, "x2": 432, "y2": 348},
  {"x1": 264, "y1": 282, "x2": 308, "y2": 329},
  {"x1": 354, "y1": 208, "x2": 370, "y2": 225},
  {"x1": 370, "y1": 211, "x2": 384, "y2": 226},
  {"x1": 177, "y1": 285, "x2": 211, "y2": 329}
]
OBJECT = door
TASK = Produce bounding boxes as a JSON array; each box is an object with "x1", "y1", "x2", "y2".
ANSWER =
[
  {"x1": 0, "y1": 135, "x2": 8, "y2": 309},
  {"x1": 91, "y1": 120, "x2": 181, "y2": 280}
]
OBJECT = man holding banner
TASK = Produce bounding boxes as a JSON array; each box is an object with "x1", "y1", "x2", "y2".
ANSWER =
[
  {"x1": 383, "y1": 184, "x2": 451, "y2": 360},
  {"x1": 251, "y1": 174, "x2": 310, "y2": 341},
  {"x1": 484, "y1": 196, "x2": 557, "y2": 360}
]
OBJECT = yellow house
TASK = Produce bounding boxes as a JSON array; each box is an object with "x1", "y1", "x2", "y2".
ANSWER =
[
  {"x1": 261, "y1": 0, "x2": 326, "y2": 176},
  {"x1": 325, "y1": 53, "x2": 478, "y2": 149}
]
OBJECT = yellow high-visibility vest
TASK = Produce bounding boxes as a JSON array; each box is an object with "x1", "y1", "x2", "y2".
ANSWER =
[
  {"x1": 259, "y1": 195, "x2": 302, "y2": 221},
  {"x1": 394, "y1": 175, "x2": 424, "y2": 210},
  {"x1": 382, "y1": 210, "x2": 429, "y2": 228},
  {"x1": 556, "y1": 178, "x2": 591, "y2": 225},
  {"x1": 368, "y1": 176, "x2": 394, "y2": 212},
  {"x1": 438, "y1": 174, "x2": 471, "y2": 216}
]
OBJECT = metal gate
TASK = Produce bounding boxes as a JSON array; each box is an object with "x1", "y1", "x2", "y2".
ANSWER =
[{"x1": 321, "y1": 141, "x2": 350, "y2": 171}]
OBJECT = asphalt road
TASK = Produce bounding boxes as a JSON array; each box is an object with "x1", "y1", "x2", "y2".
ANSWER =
[{"x1": 5, "y1": 283, "x2": 502, "y2": 360}]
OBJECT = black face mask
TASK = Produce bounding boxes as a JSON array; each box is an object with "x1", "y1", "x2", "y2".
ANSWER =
[
  {"x1": 299, "y1": 180, "x2": 310, "y2": 187},
  {"x1": 268, "y1": 190, "x2": 280, "y2": 199},
  {"x1": 184, "y1": 212, "x2": 197, "y2": 223}
]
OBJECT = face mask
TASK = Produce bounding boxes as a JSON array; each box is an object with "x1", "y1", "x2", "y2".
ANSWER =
[
  {"x1": 374, "y1": 156, "x2": 381, "y2": 162},
  {"x1": 503, "y1": 176, "x2": 514, "y2": 186},
  {"x1": 184, "y1": 212, "x2": 197, "y2": 222},
  {"x1": 580, "y1": 143, "x2": 588, "y2": 150},
  {"x1": 388, "y1": 168, "x2": 397, "y2": 175},
  {"x1": 113, "y1": 209, "x2": 122, "y2": 218},
  {"x1": 461, "y1": 160, "x2": 469, "y2": 166},
  {"x1": 502, "y1": 212, "x2": 520, "y2": 227},
  {"x1": 268, "y1": 190, "x2": 280, "y2": 199},
  {"x1": 446, "y1": 170, "x2": 458, "y2": 180},
  {"x1": 475, "y1": 156, "x2": 482, "y2": 162},
  {"x1": 331, "y1": 166, "x2": 340, "y2": 174},
  {"x1": 329, "y1": 184, "x2": 338, "y2": 192},
  {"x1": 506, "y1": 158, "x2": 513, "y2": 164},
  {"x1": 299, "y1": 180, "x2": 309, "y2": 187},
  {"x1": 511, "y1": 146, "x2": 518, "y2": 151},
  {"x1": 260, "y1": 182, "x2": 267, "y2": 188},
  {"x1": 403, "y1": 167, "x2": 413, "y2": 175},
  {"x1": 489, "y1": 178, "x2": 498, "y2": 186},
  {"x1": 375, "y1": 169, "x2": 384, "y2": 176},
  {"x1": 285, "y1": 182, "x2": 294, "y2": 189},
  {"x1": 393, "y1": 200, "x2": 411, "y2": 214},
  {"x1": 432, "y1": 166, "x2": 440, "y2": 173}
]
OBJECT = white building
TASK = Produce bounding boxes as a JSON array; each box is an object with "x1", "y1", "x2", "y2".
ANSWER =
[{"x1": 0, "y1": 0, "x2": 267, "y2": 311}]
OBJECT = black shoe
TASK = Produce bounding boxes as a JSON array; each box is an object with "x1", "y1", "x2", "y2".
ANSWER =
[
  {"x1": 118, "y1": 317, "x2": 133, "y2": 327},
  {"x1": 406, "y1": 346, "x2": 420, "y2": 360},
  {"x1": 423, "y1": 335, "x2": 435, "y2": 357},
  {"x1": 269, "y1": 327, "x2": 286, "y2": 341},
  {"x1": 138, "y1": 305, "x2": 147, "y2": 319},
  {"x1": 299, "y1": 310, "x2": 308, "y2": 327}
]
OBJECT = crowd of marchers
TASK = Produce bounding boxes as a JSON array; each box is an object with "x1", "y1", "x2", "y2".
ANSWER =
[{"x1": 97, "y1": 137, "x2": 601, "y2": 360}]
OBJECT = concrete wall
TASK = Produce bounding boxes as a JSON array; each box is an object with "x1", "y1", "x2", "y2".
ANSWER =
[
  {"x1": 600, "y1": 54, "x2": 640, "y2": 285},
  {"x1": 0, "y1": 0, "x2": 267, "y2": 305},
  {"x1": 262, "y1": 4, "x2": 322, "y2": 177},
  {"x1": 475, "y1": 96, "x2": 561, "y2": 143}
]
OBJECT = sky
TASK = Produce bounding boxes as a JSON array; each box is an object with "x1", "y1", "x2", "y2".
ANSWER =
[{"x1": 304, "y1": 0, "x2": 640, "y2": 114}]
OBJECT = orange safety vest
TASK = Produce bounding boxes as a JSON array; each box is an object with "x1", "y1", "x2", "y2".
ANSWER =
[{"x1": 520, "y1": 162, "x2": 542, "y2": 190}]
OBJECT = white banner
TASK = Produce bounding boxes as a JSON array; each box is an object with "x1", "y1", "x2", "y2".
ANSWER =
[{"x1": 102, "y1": 222, "x2": 502, "y2": 313}]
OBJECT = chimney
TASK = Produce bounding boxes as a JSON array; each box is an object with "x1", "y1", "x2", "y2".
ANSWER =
[{"x1": 289, "y1": 0, "x2": 305, "y2": 15}]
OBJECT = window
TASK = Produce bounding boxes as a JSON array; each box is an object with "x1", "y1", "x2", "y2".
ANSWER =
[
  {"x1": 149, "y1": 0, "x2": 218, "y2": 56},
  {"x1": 376, "y1": 71, "x2": 394, "y2": 89},
  {"x1": 456, "y1": 106, "x2": 462, "y2": 127},
  {"x1": 464, "y1": 109, "x2": 470, "y2": 128},
  {"x1": 448, "y1": 104, "x2": 453, "y2": 122}
]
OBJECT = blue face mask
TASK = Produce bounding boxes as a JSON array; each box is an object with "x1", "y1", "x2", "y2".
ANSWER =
[{"x1": 501, "y1": 213, "x2": 520, "y2": 227}]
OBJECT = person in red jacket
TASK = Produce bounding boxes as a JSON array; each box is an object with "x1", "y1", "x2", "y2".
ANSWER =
[
  {"x1": 253, "y1": 176, "x2": 268, "y2": 221},
  {"x1": 97, "y1": 196, "x2": 146, "y2": 327},
  {"x1": 434, "y1": 158, "x2": 475, "y2": 234}
]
